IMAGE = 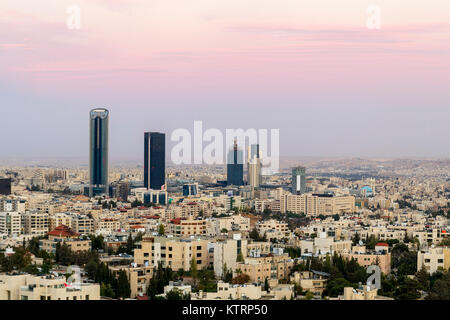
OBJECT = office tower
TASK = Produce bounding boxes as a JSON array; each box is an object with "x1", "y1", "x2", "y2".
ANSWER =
[
  {"x1": 89, "y1": 108, "x2": 109, "y2": 197},
  {"x1": 227, "y1": 139, "x2": 244, "y2": 186},
  {"x1": 183, "y1": 183, "x2": 198, "y2": 196},
  {"x1": 144, "y1": 132, "x2": 166, "y2": 190},
  {"x1": 0, "y1": 178, "x2": 11, "y2": 195},
  {"x1": 292, "y1": 166, "x2": 306, "y2": 195},
  {"x1": 247, "y1": 144, "x2": 262, "y2": 188},
  {"x1": 143, "y1": 189, "x2": 168, "y2": 205},
  {"x1": 109, "y1": 181, "x2": 130, "y2": 201}
]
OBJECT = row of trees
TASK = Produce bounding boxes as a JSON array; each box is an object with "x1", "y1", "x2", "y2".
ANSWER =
[{"x1": 85, "y1": 261, "x2": 131, "y2": 299}]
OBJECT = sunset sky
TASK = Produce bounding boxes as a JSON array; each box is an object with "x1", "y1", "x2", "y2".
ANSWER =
[{"x1": 1, "y1": 0, "x2": 449, "y2": 162}]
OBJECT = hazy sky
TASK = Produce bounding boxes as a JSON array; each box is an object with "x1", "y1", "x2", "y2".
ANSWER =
[{"x1": 1, "y1": 0, "x2": 449, "y2": 163}]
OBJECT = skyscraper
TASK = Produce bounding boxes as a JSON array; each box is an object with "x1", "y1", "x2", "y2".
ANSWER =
[
  {"x1": 144, "y1": 132, "x2": 165, "y2": 190},
  {"x1": 292, "y1": 166, "x2": 306, "y2": 195},
  {"x1": 0, "y1": 178, "x2": 11, "y2": 195},
  {"x1": 227, "y1": 139, "x2": 244, "y2": 186},
  {"x1": 247, "y1": 144, "x2": 262, "y2": 188},
  {"x1": 89, "y1": 108, "x2": 109, "y2": 197}
]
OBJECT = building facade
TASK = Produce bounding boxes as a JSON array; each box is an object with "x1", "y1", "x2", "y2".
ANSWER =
[
  {"x1": 144, "y1": 132, "x2": 166, "y2": 190},
  {"x1": 89, "y1": 108, "x2": 109, "y2": 197}
]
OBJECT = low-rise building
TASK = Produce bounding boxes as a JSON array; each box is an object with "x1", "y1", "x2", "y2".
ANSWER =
[{"x1": 0, "y1": 273, "x2": 100, "y2": 300}]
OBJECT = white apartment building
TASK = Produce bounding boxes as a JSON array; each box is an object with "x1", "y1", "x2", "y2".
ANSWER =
[
  {"x1": 0, "y1": 274, "x2": 100, "y2": 300},
  {"x1": 0, "y1": 212, "x2": 22, "y2": 236},
  {"x1": 417, "y1": 247, "x2": 450, "y2": 274}
]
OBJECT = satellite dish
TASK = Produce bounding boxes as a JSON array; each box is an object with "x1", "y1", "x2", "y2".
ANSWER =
[{"x1": 358, "y1": 240, "x2": 364, "y2": 246}]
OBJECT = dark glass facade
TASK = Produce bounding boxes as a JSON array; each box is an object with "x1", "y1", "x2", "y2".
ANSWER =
[
  {"x1": 0, "y1": 178, "x2": 11, "y2": 195},
  {"x1": 89, "y1": 108, "x2": 109, "y2": 197},
  {"x1": 227, "y1": 140, "x2": 244, "y2": 186},
  {"x1": 144, "y1": 132, "x2": 165, "y2": 190},
  {"x1": 183, "y1": 184, "x2": 198, "y2": 196},
  {"x1": 143, "y1": 191, "x2": 167, "y2": 205},
  {"x1": 292, "y1": 166, "x2": 306, "y2": 194}
]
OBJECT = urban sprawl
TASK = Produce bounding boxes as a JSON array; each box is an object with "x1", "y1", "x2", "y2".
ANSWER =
[{"x1": 0, "y1": 108, "x2": 449, "y2": 301}]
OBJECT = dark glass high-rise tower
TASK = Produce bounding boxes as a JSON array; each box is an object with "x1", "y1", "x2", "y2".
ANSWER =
[
  {"x1": 227, "y1": 139, "x2": 244, "y2": 186},
  {"x1": 292, "y1": 166, "x2": 306, "y2": 195},
  {"x1": 89, "y1": 108, "x2": 109, "y2": 197},
  {"x1": 144, "y1": 132, "x2": 165, "y2": 190},
  {"x1": 0, "y1": 178, "x2": 11, "y2": 195}
]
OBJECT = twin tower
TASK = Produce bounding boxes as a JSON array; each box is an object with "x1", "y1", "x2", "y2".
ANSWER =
[{"x1": 89, "y1": 108, "x2": 165, "y2": 197}]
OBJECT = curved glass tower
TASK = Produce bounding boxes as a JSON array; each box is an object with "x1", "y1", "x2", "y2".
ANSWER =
[{"x1": 89, "y1": 108, "x2": 109, "y2": 197}]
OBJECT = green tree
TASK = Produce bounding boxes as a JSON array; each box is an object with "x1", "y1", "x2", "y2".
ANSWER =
[
  {"x1": 394, "y1": 278, "x2": 421, "y2": 300},
  {"x1": 190, "y1": 257, "x2": 198, "y2": 283},
  {"x1": 232, "y1": 273, "x2": 250, "y2": 285},
  {"x1": 100, "y1": 283, "x2": 115, "y2": 298},
  {"x1": 126, "y1": 234, "x2": 134, "y2": 255},
  {"x1": 90, "y1": 235, "x2": 105, "y2": 251},
  {"x1": 264, "y1": 277, "x2": 269, "y2": 291},
  {"x1": 391, "y1": 243, "x2": 417, "y2": 276},
  {"x1": 158, "y1": 224, "x2": 165, "y2": 236},
  {"x1": 415, "y1": 266, "x2": 430, "y2": 291},
  {"x1": 116, "y1": 269, "x2": 131, "y2": 299},
  {"x1": 305, "y1": 291, "x2": 315, "y2": 300},
  {"x1": 426, "y1": 271, "x2": 450, "y2": 300}
]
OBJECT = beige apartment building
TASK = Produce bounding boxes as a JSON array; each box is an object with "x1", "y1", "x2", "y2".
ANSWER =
[
  {"x1": 191, "y1": 281, "x2": 263, "y2": 300},
  {"x1": 0, "y1": 212, "x2": 22, "y2": 236},
  {"x1": 417, "y1": 247, "x2": 450, "y2": 274},
  {"x1": 243, "y1": 255, "x2": 294, "y2": 281},
  {"x1": 359, "y1": 227, "x2": 406, "y2": 242},
  {"x1": 49, "y1": 213, "x2": 73, "y2": 231},
  {"x1": 22, "y1": 211, "x2": 49, "y2": 236},
  {"x1": 290, "y1": 271, "x2": 327, "y2": 295},
  {"x1": 256, "y1": 219, "x2": 289, "y2": 237},
  {"x1": 214, "y1": 237, "x2": 248, "y2": 278},
  {"x1": 71, "y1": 215, "x2": 95, "y2": 234},
  {"x1": 109, "y1": 264, "x2": 154, "y2": 298},
  {"x1": 342, "y1": 251, "x2": 391, "y2": 275},
  {"x1": 95, "y1": 217, "x2": 121, "y2": 232},
  {"x1": 167, "y1": 217, "x2": 207, "y2": 237},
  {"x1": 413, "y1": 228, "x2": 449, "y2": 246},
  {"x1": 217, "y1": 215, "x2": 250, "y2": 233},
  {"x1": 39, "y1": 225, "x2": 91, "y2": 254},
  {"x1": 134, "y1": 236, "x2": 210, "y2": 271},
  {"x1": 334, "y1": 286, "x2": 393, "y2": 300},
  {"x1": 0, "y1": 274, "x2": 100, "y2": 300},
  {"x1": 235, "y1": 261, "x2": 271, "y2": 283},
  {"x1": 280, "y1": 194, "x2": 355, "y2": 216}
]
